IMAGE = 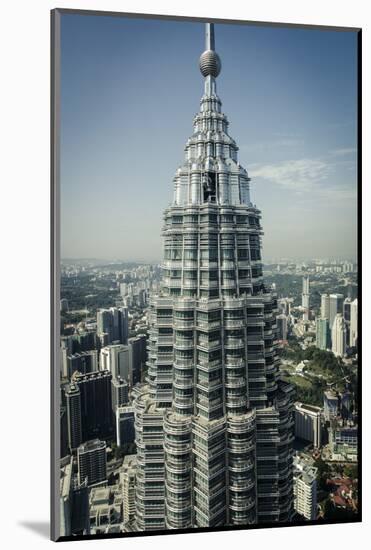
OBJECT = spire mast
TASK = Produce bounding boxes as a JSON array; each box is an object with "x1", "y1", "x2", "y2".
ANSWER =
[
  {"x1": 199, "y1": 22, "x2": 221, "y2": 96},
  {"x1": 205, "y1": 23, "x2": 215, "y2": 51}
]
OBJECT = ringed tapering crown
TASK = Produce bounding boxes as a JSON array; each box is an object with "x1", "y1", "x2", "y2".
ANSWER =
[{"x1": 199, "y1": 23, "x2": 221, "y2": 78}]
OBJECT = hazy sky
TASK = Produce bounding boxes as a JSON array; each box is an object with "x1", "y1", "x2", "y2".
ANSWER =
[{"x1": 60, "y1": 14, "x2": 358, "y2": 262}]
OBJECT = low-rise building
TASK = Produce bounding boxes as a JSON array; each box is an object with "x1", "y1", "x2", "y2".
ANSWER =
[
  {"x1": 89, "y1": 485, "x2": 123, "y2": 534},
  {"x1": 329, "y1": 426, "x2": 358, "y2": 462}
]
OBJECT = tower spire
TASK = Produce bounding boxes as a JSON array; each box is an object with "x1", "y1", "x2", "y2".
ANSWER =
[
  {"x1": 199, "y1": 23, "x2": 221, "y2": 81},
  {"x1": 205, "y1": 22, "x2": 215, "y2": 51}
]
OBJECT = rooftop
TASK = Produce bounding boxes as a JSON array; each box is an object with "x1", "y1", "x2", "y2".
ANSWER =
[{"x1": 295, "y1": 402, "x2": 322, "y2": 414}]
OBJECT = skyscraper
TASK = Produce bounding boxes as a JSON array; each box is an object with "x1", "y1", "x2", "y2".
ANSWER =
[
  {"x1": 73, "y1": 370, "x2": 113, "y2": 441},
  {"x1": 343, "y1": 297, "x2": 352, "y2": 346},
  {"x1": 301, "y1": 276, "x2": 310, "y2": 321},
  {"x1": 67, "y1": 350, "x2": 98, "y2": 378},
  {"x1": 329, "y1": 294, "x2": 344, "y2": 332},
  {"x1": 65, "y1": 382, "x2": 82, "y2": 452},
  {"x1": 128, "y1": 334, "x2": 147, "y2": 385},
  {"x1": 133, "y1": 23, "x2": 294, "y2": 530},
  {"x1": 100, "y1": 344, "x2": 130, "y2": 381},
  {"x1": 320, "y1": 293, "x2": 330, "y2": 320},
  {"x1": 331, "y1": 313, "x2": 347, "y2": 357},
  {"x1": 350, "y1": 298, "x2": 358, "y2": 348},
  {"x1": 97, "y1": 307, "x2": 129, "y2": 345},
  {"x1": 111, "y1": 376, "x2": 129, "y2": 413},
  {"x1": 316, "y1": 318, "x2": 330, "y2": 350},
  {"x1": 116, "y1": 405, "x2": 135, "y2": 448},
  {"x1": 276, "y1": 314, "x2": 288, "y2": 341}
]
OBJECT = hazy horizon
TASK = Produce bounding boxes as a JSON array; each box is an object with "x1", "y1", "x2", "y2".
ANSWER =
[
  {"x1": 61, "y1": 255, "x2": 358, "y2": 264},
  {"x1": 60, "y1": 15, "x2": 358, "y2": 262}
]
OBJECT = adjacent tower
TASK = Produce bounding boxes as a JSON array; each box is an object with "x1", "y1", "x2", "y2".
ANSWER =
[
  {"x1": 134, "y1": 23, "x2": 294, "y2": 530},
  {"x1": 301, "y1": 276, "x2": 310, "y2": 321}
]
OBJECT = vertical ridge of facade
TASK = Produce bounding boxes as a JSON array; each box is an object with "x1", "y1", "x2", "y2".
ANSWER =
[{"x1": 134, "y1": 23, "x2": 295, "y2": 531}]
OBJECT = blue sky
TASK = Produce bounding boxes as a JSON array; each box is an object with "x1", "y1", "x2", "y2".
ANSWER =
[{"x1": 60, "y1": 14, "x2": 358, "y2": 262}]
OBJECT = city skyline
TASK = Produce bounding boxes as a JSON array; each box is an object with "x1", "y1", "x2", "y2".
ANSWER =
[
  {"x1": 60, "y1": 15, "x2": 358, "y2": 262},
  {"x1": 57, "y1": 16, "x2": 359, "y2": 539}
]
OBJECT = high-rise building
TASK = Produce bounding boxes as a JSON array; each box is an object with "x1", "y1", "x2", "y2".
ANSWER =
[
  {"x1": 120, "y1": 283, "x2": 128, "y2": 299},
  {"x1": 100, "y1": 344, "x2": 130, "y2": 381},
  {"x1": 128, "y1": 334, "x2": 147, "y2": 385},
  {"x1": 97, "y1": 307, "x2": 129, "y2": 345},
  {"x1": 60, "y1": 456, "x2": 90, "y2": 536},
  {"x1": 320, "y1": 293, "x2": 330, "y2": 320},
  {"x1": 67, "y1": 350, "x2": 98, "y2": 379},
  {"x1": 61, "y1": 336, "x2": 74, "y2": 378},
  {"x1": 329, "y1": 294, "x2": 344, "y2": 332},
  {"x1": 120, "y1": 455, "x2": 137, "y2": 525},
  {"x1": 350, "y1": 298, "x2": 358, "y2": 348},
  {"x1": 278, "y1": 298, "x2": 291, "y2": 316},
  {"x1": 73, "y1": 370, "x2": 113, "y2": 441},
  {"x1": 72, "y1": 330, "x2": 98, "y2": 353},
  {"x1": 111, "y1": 376, "x2": 129, "y2": 413},
  {"x1": 324, "y1": 390, "x2": 339, "y2": 421},
  {"x1": 133, "y1": 23, "x2": 294, "y2": 531},
  {"x1": 60, "y1": 406, "x2": 69, "y2": 458},
  {"x1": 276, "y1": 314, "x2": 288, "y2": 341},
  {"x1": 343, "y1": 262, "x2": 354, "y2": 273},
  {"x1": 65, "y1": 383, "x2": 82, "y2": 451},
  {"x1": 293, "y1": 455, "x2": 317, "y2": 520},
  {"x1": 116, "y1": 405, "x2": 135, "y2": 447},
  {"x1": 294, "y1": 402, "x2": 322, "y2": 448},
  {"x1": 60, "y1": 298, "x2": 69, "y2": 313},
  {"x1": 343, "y1": 297, "x2": 351, "y2": 322},
  {"x1": 77, "y1": 439, "x2": 107, "y2": 487},
  {"x1": 331, "y1": 314, "x2": 347, "y2": 357},
  {"x1": 343, "y1": 297, "x2": 352, "y2": 346},
  {"x1": 301, "y1": 276, "x2": 310, "y2": 321},
  {"x1": 61, "y1": 335, "x2": 74, "y2": 355},
  {"x1": 71, "y1": 476, "x2": 90, "y2": 535},
  {"x1": 339, "y1": 390, "x2": 353, "y2": 421},
  {"x1": 97, "y1": 332, "x2": 110, "y2": 349},
  {"x1": 316, "y1": 318, "x2": 330, "y2": 350}
]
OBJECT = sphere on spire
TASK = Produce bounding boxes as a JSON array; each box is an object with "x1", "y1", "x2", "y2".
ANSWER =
[{"x1": 199, "y1": 49, "x2": 221, "y2": 78}]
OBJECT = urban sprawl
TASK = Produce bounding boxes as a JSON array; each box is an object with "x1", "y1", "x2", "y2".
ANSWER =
[{"x1": 59, "y1": 23, "x2": 358, "y2": 537}]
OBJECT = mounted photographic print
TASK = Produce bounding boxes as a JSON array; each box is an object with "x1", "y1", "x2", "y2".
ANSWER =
[{"x1": 51, "y1": 8, "x2": 361, "y2": 542}]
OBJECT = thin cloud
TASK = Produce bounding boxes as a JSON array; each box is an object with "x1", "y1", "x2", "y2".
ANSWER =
[
  {"x1": 250, "y1": 158, "x2": 332, "y2": 193},
  {"x1": 249, "y1": 152, "x2": 356, "y2": 198},
  {"x1": 240, "y1": 137, "x2": 304, "y2": 155},
  {"x1": 330, "y1": 147, "x2": 357, "y2": 157}
]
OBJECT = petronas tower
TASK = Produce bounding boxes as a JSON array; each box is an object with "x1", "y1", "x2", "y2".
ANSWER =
[{"x1": 133, "y1": 23, "x2": 295, "y2": 531}]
